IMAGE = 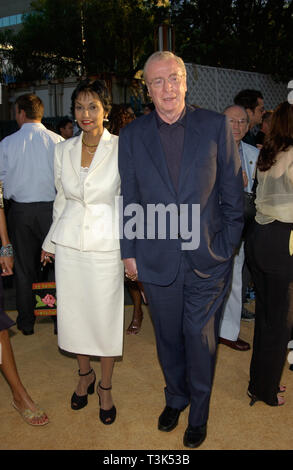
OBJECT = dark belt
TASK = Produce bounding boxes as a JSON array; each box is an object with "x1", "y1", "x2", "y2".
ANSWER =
[{"x1": 10, "y1": 200, "x2": 54, "y2": 206}]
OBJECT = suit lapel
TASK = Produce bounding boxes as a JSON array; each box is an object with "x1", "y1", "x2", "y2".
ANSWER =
[
  {"x1": 69, "y1": 133, "x2": 82, "y2": 177},
  {"x1": 88, "y1": 128, "x2": 113, "y2": 175},
  {"x1": 142, "y1": 114, "x2": 176, "y2": 197},
  {"x1": 178, "y1": 110, "x2": 201, "y2": 194},
  {"x1": 69, "y1": 129, "x2": 113, "y2": 178}
]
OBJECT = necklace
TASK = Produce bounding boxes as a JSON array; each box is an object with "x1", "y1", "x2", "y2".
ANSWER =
[
  {"x1": 84, "y1": 147, "x2": 96, "y2": 156},
  {"x1": 82, "y1": 137, "x2": 99, "y2": 147}
]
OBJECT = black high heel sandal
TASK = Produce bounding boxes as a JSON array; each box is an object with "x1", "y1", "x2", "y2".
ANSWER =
[
  {"x1": 71, "y1": 368, "x2": 96, "y2": 410},
  {"x1": 247, "y1": 390, "x2": 285, "y2": 407},
  {"x1": 97, "y1": 381, "x2": 116, "y2": 425}
]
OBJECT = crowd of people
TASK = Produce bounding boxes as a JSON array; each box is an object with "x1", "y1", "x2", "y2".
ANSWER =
[{"x1": 0, "y1": 51, "x2": 293, "y2": 448}]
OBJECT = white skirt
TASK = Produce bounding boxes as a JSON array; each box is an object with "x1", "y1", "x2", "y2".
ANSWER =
[{"x1": 55, "y1": 245, "x2": 124, "y2": 356}]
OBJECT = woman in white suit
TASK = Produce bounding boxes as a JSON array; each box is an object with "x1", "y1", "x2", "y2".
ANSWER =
[{"x1": 41, "y1": 79, "x2": 124, "y2": 425}]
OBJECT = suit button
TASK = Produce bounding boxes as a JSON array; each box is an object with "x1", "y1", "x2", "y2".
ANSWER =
[
  {"x1": 178, "y1": 233, "x2": 181, "y2": 239},
  {"x1": 85, "y1": 225, "x2": 89, "y2": 230}
]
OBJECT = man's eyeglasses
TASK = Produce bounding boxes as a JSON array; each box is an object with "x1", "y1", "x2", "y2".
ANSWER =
[
  {"x1": 148, "y1": 73, "x2": 185, "y2": 88},
  {"x1": 227, "y1": 118, "x2": 248, "y2": 126}
]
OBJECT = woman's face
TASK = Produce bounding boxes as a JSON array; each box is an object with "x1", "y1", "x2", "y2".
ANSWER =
[{"x1": 74, "y1": 91, "x2": 105, "y2": 133}]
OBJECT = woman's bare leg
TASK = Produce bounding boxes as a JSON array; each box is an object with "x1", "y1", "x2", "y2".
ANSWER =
[
  {"x1": 0, "y1": 329, "x2": 48, "y2": 425},
  {"x1": 74, "y1": 354, "x2": 95, "y2": 396},
  {"x1": 127, "y1": 285, "x2": 143, "y2": 334},
  {"x1": 98, "y1": 357, "x2": 115, "y2": 410}
]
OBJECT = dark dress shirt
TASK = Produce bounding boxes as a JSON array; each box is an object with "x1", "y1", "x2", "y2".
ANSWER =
[{"x1": 156, "y1": 108, "x2": 187, "y2": 192}]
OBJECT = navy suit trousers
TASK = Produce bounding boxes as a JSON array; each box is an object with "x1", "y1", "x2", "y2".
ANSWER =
[{"x1": 143, "y1": 252, "x2": 232, "y2": 427}]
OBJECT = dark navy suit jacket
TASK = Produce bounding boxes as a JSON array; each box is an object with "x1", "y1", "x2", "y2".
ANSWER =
[{"x1": 118, "y1": 107, "x2": 244, "y2": 286}]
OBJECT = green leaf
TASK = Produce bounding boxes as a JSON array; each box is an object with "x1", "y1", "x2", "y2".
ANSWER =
[{"x1": 35, "y1": 295, "x2": 46, "y2": 307}]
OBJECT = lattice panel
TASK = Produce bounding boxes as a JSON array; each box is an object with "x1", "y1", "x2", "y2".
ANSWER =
[{"x1": 185, "y1": 63, "x2": 288, "y2": 112}]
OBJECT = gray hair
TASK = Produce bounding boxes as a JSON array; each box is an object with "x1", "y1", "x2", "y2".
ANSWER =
[
  {"x1": 223, "y1": 104, "x2": 250, "y2": 123},
  {"x1": 143, "y1": 51, "x2": 186, "y2": 83}
]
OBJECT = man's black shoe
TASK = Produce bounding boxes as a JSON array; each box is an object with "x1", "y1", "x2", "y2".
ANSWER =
[
  {"x1": 158, "y1": 406, "x2": 181, "y2": 432},
  {"x1": 17, "y1": 325, "x2": 34, "y2": 336},
  {"x1": 183, "y1": 424, "x2": 207, "y2": 448}
]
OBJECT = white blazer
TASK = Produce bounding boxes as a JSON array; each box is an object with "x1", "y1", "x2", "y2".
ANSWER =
[{"x1": 42, "y1": 129, "x2": 120, "y2": 254}]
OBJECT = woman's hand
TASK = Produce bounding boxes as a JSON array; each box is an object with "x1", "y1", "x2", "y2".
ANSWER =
[
  {"x1": 41, "y1": 249, "x2": 55, "y2": 266},
  {"x1": 123, "y1": 258, "x2": 138, "y2": 282},
  {"x1": 0, "y1": 255, "x2": 13, "y2": 276}
]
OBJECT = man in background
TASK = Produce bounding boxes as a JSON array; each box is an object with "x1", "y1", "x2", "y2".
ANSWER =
[
  {"x1": 219, "y1": 105, "x2": 259, "y2": 350},
  {"x1": 57, "y1": 117, "x2": 74, "y2": 139},
  {"x1": 234, "y1": 89, "x2": 265, "y2": 147},
  {"x1": 0, "y1": 93, "x2": 63, "y2": 335}
]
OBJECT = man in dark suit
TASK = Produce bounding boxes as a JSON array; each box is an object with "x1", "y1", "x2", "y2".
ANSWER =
[{"x1": 118, "y1": 52, "x2": 243, "y2": 448}]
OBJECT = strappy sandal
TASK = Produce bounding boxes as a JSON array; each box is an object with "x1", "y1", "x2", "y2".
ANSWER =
[
  {"x1": 97, "y1": 381, "x2": 116, "y2": 425},
  {"x1": 126, "y1": 315, "x2": 143, "y2": 335},
  {"x1": 247, "y1": 390, "x2": 285, "y2": 407},
  {"x1": 12, "y1": 401, "x2": 49, "y2": 426},
  {"x1": 71, "y1": 368, "x2": 96, "y2": 410}
]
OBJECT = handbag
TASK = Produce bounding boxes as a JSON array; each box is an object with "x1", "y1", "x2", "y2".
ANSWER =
[{"x1": 32, "y1": 281, "x2": 57, "y2": 316}]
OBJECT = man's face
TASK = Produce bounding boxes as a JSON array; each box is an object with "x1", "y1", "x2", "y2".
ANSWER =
[
  {"x1": 61, "y1": 122, "x2": 74, "y2": 139},
  {"x1": 146, "y1": 58, "x2": 187, "y2": 123},
  {"x1": 224, "y1": 106, "x2": 249, "y2": 146},
  {"x1": 248, "y1": 98, "x2": 265, "y2": 128}
]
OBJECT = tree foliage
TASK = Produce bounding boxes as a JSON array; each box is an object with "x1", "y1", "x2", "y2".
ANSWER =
[
  {"x1": 0, "y1": 0, "x2": 169, "y2": 82},
  {"x1": 172, "y1": 0, "x2": 293, "y2": 82},
  {"x1": 0, "y1": 0, "x2": 293, "y2": 83}
]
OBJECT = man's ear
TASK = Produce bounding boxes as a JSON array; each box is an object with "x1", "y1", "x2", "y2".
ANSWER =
[
  {"x1": 19, "y1": 108, "x2": 26, "y2": 123},
  {"x1": 246, "y1": 108, "x2": 253, "y2": 124},
  {"x1": 146, "y1": 85, "x2": 152, "y2": 98}
]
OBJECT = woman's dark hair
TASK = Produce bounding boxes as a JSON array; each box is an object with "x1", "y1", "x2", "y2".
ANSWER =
[
  {"x1": 70, "y1": 78, "x2": 112, "y2": 119},
  {"x1": 108, "y1": 104, "x2": 136, "y2": 135},
  {"x1": 257, "y1": 101, "x2": 293, "y2": 171}
]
